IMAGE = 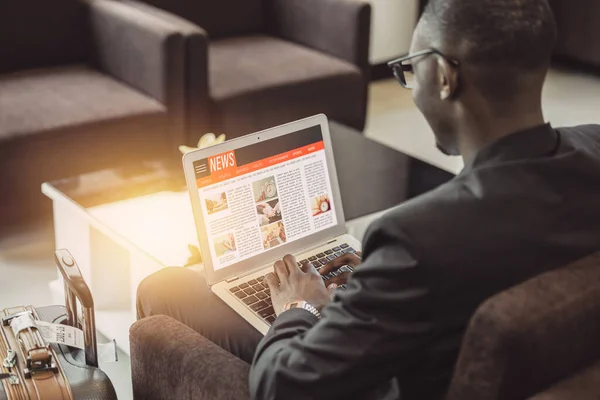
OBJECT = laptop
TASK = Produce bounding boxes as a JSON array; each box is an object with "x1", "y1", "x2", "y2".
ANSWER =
[{"x1": 182, "y1": 114, "x2": 362, "y2": 334}]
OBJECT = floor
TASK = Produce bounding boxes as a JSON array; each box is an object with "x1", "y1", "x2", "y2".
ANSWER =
[{"x1": 1, "y1": 67, "x2": 599, "y2": 399}]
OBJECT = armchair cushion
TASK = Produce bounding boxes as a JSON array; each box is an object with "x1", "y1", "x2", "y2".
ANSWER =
[
  {"x1": 0, "y1": 65, "x2": 168, "y2": 182},
  {"x1": 0, "y1": 65, "x2": 166, "y2": 142},
  {"x1": 0, "y1": 0, "x2": 90, "y2": 74},
  {"x1": 130, "y1": 315, "x2": 250, "y2": 400},
  {"x1": 209, "y1": 35, "x2": 364, "y2": 137}
]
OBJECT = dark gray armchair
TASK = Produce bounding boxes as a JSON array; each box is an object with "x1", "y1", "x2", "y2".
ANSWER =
[
  {"x1": 0, "y1": 0, "x2": 185, "y2": 224},
  {"x1": 131, "y1": 252, "x2": 600, "y2": 400},
  {"x1": 548, "y1": 0, "x2": 600, "y2": 67},
  {"x1": 123, "y1": 0, "x2": 371, "y2": 142}
]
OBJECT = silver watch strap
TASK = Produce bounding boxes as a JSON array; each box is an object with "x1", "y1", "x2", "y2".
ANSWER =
[{"x1": 298, "y1": 301, "x2": 321, "y2": 319}]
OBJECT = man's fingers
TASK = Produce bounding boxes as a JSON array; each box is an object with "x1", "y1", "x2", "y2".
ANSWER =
[
  {"x1": 327, "y1": 272, "x2": 351, "y2": 287},
  {"x1": 319, "y1": 258, "x2": 343, "y2": 276},
  {"x1": 274, "y1": 260, "x2": 289, "y2": 284},
  {"x1": 301, "y1": 261, "x2": 319, "y2": 276},
  {"x1": 265, "y1": 272, "x2": 279, "y2": 293},
  {"x1": 320, "y1": 253, "x2": 362, "y2": 275},
  {"x1": 299, "y1": 260, "x2": 312, "y2": 273},
  {"x1": 283, "y1": 254, "x2": 300, "y2": 276},
  {"x1": 327, "y1": 283, "x2": 338, "y2": 296}
]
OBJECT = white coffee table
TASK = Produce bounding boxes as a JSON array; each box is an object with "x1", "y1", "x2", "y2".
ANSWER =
[{"x1": 42, "y1": 164, "x2": 197, "y2": 353}]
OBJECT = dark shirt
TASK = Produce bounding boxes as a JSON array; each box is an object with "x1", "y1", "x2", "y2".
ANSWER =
[{"x1": 249, "y1": 124, "x2": 600, "y2": 400}]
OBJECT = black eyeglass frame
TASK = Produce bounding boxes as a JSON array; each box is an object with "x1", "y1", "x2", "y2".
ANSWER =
[{"x1": 387, "y1": 49, "x2": 460, "y2": 89}]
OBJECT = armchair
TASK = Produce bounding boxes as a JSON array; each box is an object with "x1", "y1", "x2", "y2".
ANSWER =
[
  {"x1": 123, "y1": 0, "x2": 371, "y2": 141},
  {"x1": 0, "y1": 0, "x2": 185, "y2": 224},
  {"x1": 131, "y1": 252, "x2": 600, "y2": 400}
]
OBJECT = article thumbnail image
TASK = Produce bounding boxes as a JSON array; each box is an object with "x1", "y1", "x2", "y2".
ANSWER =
[
  {"x1": 261, "y1": 221, "x2": 287, "y2": 249},
  {"x1": 213, "y1": 232, "x2": 236, "y2": 258},
  {"x1": 253, "y1": 176, "x2": 278, "y2": 203},
  {"x1": 205, "y1": 192, "x2": 228, "y2": 215},
  {"x1": 311, "y1": 194, "x2": 332, "y2": 216},
  {"x1": 256, "y1": 199, "x2": 282, "y2": 227}
]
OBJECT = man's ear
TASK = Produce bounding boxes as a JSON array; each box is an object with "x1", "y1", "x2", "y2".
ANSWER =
[{"x1": 437, "y1": 58, "x2": 459, "y2": 100}]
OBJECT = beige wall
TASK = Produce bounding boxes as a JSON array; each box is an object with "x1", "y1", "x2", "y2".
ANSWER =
[{"x1": 368, "y1": 0, "x2": 419, "y2": 64}]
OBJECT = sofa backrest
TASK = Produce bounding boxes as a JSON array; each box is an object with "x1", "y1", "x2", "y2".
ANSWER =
[
  {"x1": 138, "y1": 0, "x2": 265, "y2": 39},
  {"x1": 0, "y1": 0, "x2": 91, "y2": 74}
]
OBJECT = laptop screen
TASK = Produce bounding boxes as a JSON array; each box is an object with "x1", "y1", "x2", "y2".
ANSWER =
[{"x1": 193, "y1": 125, "x2": 338, "y2": 271}]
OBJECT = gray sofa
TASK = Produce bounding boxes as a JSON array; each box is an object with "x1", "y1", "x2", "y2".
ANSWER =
[
  {"x1": 130, "y1": 252, "x2": 600, "y2": 400},
  {"x1": 0, "y1": 0, "x2": 185, "y2": 224},
  {"x1": 122, "y1": 0, "x2": 371, "y2": 142}
]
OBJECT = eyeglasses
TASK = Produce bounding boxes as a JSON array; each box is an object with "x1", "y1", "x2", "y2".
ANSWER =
[{"x1": 387, "y1": 49, "x2": 460, "y2": 89}]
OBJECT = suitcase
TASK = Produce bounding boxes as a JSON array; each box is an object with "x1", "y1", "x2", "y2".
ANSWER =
[{"x1": 0, "y1": 250, "x2": 117, "y2": 400}]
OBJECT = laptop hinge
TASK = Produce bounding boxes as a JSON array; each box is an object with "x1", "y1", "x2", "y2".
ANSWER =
[{"x1": 226, "y1": 276, "x2": 240, "y2": 283}]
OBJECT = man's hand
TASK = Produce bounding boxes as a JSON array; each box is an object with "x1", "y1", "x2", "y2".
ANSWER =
[
  {"x1": 319, "y1": 252, "x2": 362, "y2": 286},
  {"x1": 266, "y1": 255, "x2": 334, "y2": 316}
]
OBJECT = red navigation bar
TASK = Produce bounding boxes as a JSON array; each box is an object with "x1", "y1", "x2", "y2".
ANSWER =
[{"x1": 197, "y1": 141, "x2": 325, "y2": 188}]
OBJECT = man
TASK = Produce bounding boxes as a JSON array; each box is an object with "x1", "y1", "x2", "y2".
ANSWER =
[{"x1": 137, "y1": 0, "x2": 600, "y2": 398}]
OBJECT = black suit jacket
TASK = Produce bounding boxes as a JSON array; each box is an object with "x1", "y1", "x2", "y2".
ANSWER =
[{"x1": 249, "y1": 124, "x2": 600, "y2": 400}]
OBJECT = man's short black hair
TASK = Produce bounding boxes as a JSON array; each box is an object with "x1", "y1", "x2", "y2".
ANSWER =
[{"x1": 422, "y1": 0, "x2": 557, "y2": 69}]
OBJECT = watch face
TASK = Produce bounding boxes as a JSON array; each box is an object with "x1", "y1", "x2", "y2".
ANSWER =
[
  {"x1": 319, "y1": 200, "x2": 330, "y2": 212},
  {"x1": 264, "y1": 181, "x2": 277, "y2": 198}
]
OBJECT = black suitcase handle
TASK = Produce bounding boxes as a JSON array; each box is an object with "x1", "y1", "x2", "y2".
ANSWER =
[{"x1": 54, "y1": 249, "x2": 98, "y2": 367}]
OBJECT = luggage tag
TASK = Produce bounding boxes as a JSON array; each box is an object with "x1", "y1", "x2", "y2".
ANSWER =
[
  {"x1": 36, "y1": 321, "x2": 85, "y2": 350},
  {"x1": 36, "y1": 321, "x2": 118, "y2": 363},
  {"x1": 9, "y1": 312, "x2": 37, "y2": 336},
  {"x1": 10, "y1": 313, "x2": 118, "y2": 363}
]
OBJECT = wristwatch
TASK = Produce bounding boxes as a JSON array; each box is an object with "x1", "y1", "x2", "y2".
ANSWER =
[{"x1": 283, "y1": 301, "x2": 322, "y2": 319}]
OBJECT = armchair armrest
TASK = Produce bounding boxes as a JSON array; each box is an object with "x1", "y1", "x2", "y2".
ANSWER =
[
  {"x1": 87, "y1": 0, "x2": 186, "y2": 146},
  {"x1": 88, "y1": 0, "x2": 183, "y2": 105},
  {"x1": 121, "y1": 0, "x2": 212, "y2": 144},
  {"x1": 268, "y1": 0, "x2": 371, "y2": 73},
  {"x1": 130, "y1": 315, "x2": 250, "y2": 400}
]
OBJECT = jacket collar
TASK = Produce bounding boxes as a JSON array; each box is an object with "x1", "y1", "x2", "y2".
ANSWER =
[{"x1": 461, "y1": 123, "x2": 559, "y2": 174}]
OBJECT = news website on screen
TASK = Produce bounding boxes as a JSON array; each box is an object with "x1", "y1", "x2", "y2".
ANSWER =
[{"x1": 194, "y1": 126, "x2": 337, "y2": 271}]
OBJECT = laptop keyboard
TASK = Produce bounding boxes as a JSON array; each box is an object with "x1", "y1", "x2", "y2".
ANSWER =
[{"x1": 228, "y1": 243, "x2": 359, "y2": 325}]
